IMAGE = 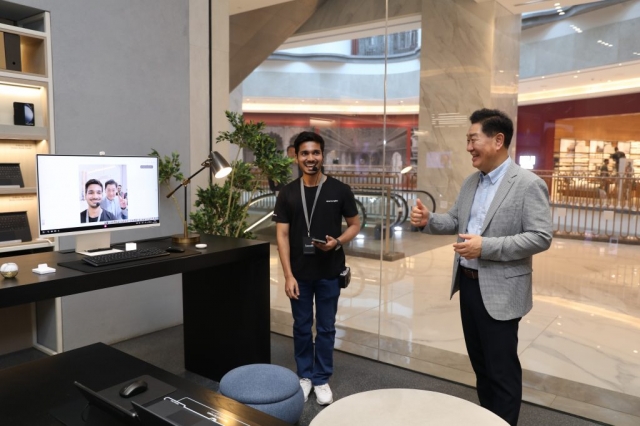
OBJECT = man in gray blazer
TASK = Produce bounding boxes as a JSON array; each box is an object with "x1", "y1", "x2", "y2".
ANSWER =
[{"x1": 410, "y1": 109, "x2": 552, "y2": 426}]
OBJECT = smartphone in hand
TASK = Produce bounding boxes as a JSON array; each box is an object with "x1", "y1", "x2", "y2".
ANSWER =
[{"x1": 311, "y1": 237, "x2": 327, "y2": 244}]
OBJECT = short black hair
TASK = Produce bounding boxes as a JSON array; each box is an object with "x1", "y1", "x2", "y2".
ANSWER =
[
  {"x1": 85, "y1": 179, "x2": 103, "y2": 193},
  {"x1": 469, "y1": 108, "x2": 514, "y2": 148},
  {"x1": 286, "y1": 144, "x2": 295, "y2": 151},
  {"x1": 104, "y1": 179, "x2": 117, "y2": 189},
  {"x1": 293, "y1": 131, "x2": 324, "y2": 154}
]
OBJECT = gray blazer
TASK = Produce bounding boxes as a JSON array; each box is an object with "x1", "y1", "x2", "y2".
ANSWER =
[{"x1": 424, "y1": 162, "x2": 552, "y2": 321}]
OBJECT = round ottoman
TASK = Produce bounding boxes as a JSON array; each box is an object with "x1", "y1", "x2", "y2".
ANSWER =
[{"x1": 219, "y1": 364, "x2": 304, "y2": 424}]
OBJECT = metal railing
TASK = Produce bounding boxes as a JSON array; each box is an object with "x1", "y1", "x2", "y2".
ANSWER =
[{"x1": 533, "y1": 170, "x2": 640, "y2": 243}]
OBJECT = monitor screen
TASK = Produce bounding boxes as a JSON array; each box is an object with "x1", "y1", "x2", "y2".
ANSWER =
[{"x1": 36, "y1": 155, "x2": 160, "y2": 241}]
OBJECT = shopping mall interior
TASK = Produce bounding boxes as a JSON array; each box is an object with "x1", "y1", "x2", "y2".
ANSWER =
[{"x1": 0, "y1": 0, "x2": 639, "y2": 425}]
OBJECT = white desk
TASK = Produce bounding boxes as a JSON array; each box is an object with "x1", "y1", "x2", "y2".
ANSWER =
[{"x1": 309, "y1": 389, "x2": 509, "y2": 426}]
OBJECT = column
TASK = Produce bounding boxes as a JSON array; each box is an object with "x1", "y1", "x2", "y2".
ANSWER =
[
  {"x1": 417, "y1": 0, "x2": 520, "y2": 209},
  {"x1": 189, "y1": 0, "x2": 231, "y2": 205}
]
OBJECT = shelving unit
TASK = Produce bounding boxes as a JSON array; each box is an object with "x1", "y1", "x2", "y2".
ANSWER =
[
  {"x1": 554, "y1": 139, "x2": 640, "y2": 173},
  {"x1": 0, "y1": 13, "x2": 55, "y2": 255},
  {"x1": 0, "y1": 11, "x2": 55, "y2": 357}
]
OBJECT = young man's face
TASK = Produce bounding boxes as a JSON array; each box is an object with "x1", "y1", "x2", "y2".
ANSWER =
[
  {"x1": 117, "y1": 185, "x2": 122, "y2": 193},
  {"x1": 105, "y1": 184, "x2": 117, "y2": 200},
  {"x1": 85, "y1": 184, "x2": 103, "y2": 208},
  {"x1": 296, "y1": 141, "x2": 323, "y2": 176}
]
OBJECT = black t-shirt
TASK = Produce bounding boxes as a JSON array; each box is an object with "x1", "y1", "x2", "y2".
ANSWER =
[{"x1": 272, "y1": 175, "x2": 358, "y2": 280}]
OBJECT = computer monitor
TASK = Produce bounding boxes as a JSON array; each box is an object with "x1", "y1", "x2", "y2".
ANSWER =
[{"x1": 36, "y1": 154, "x2": 160, "y2": 253}]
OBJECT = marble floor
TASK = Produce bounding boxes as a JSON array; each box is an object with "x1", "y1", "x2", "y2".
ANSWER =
[{"x1": 268, "y1": 232, "x2": 640, "y2": 426}]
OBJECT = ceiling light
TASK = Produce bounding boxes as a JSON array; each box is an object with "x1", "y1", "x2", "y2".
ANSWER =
[
  {"x1": 541, "y1": 76, "x2": 545, "y2": 79},
  {"x1": 555, "y1": 5, "x2": 561, "y2": 9},
  {"x1": 554, "y1": 2, "x2": 560, "y2": 5},
  {"x1": 559, "y1": 11, "x2": 565, "y2": 15},
  {"x1": 573, "y1": 75, "x2": 578, "y2": 78},
  {"x1": 499, "y1": 70, "x2": 504, "y2": 73}
]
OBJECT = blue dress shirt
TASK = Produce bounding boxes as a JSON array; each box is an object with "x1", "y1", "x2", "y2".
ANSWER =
[{"x1": 460, "y1": 157, "x2": 511, "y2": 270}]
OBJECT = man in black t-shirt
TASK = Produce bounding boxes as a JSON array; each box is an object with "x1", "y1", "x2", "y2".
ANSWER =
[
  {"x1": 610, "y1": 147, "x2": 626, "y2": 173},
  {"x1": 272, "y1": 132, "x2": 360, "y2": 406},
  {"x1": 80, "y1": 179, "x2": 116, "y2": 223}
]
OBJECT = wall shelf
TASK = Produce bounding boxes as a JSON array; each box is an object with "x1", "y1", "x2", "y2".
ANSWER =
[{"x1": 0, "y1": 12, "x2": 54, "y2": 257}]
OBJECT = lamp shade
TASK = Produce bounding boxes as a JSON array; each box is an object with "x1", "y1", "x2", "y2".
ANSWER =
[{"x1": 210, "y1": 151, "x2": 232, "y2": 178}]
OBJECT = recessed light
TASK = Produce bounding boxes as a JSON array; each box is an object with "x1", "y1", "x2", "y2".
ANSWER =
[
  {"x1": 559, "y1": 11, "x2": 565, "y2": 15},
  {"x1": 577, "y1": 70, "x2": 580, "y2": 73},
  {"x1": 554, "y1": 2, "x2": 560, "y2": 5},
  {"x1": 499, "y1": 70, "x2": 504, "y2": 73},
  {"x1": 573, "y1": 75, "x2": 578, "y2": 78},
  {"x1": 541, "y1": 76, "x2": 545, "y2": 79}
]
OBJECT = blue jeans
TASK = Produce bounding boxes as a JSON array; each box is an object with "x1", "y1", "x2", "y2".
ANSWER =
[{"x1": 290, "y1": 277, "x2": 340, "y2": 386}]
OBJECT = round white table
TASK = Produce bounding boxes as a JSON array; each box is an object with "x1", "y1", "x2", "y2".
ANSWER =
[{"x1": 309, "y1": 389, "x2": 509, "y2": 426}]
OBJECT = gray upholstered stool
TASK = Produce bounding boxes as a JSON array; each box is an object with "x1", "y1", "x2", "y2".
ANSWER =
[{"x1": 219, "y1": 364, "x2": 304, "y2": 424}]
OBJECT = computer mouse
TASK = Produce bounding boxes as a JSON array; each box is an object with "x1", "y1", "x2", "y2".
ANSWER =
[
  {"x1": 119, "y1": 379, "x2": 148, "y2": 398},
  {"x1": 166, "y1": 246, "x2": 185, "y2": 253}
]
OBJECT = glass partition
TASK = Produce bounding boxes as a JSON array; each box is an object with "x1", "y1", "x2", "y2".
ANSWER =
[{"x1": 243, "y1": 1, "x2": 640, "y2": 423}]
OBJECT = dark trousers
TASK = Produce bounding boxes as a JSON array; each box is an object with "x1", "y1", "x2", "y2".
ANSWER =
[
  {"x1": 459, "y1": 271, "x2": 522, "y2": 426},
  {"x1": 290, "y1": 277, "x2": 340, "y2": 386}
]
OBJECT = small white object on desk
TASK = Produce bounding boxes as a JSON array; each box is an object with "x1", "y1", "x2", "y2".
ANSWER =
[
  {"x1": 125, "y1": 242, "x2": 137, "y2": 251},
  {"x1": 33, "y1": 263, "x2": 56, "y2": 275},
  {"x1": 195, "y1": 243, "x2": 207, "y2": 249}
]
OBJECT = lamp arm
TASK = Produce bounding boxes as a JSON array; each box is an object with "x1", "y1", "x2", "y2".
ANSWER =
[{"x1": 166, "y1": 165, "x2": 208, "y2": 198}]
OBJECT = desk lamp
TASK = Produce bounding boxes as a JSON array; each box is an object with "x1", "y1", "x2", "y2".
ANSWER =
[{"x1": 166, "y1": 151, "x2": 232, "y2": 244}]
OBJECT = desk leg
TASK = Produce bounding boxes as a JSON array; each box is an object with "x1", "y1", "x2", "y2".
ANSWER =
[{"x1": 182, "y1": 254, "x2": 270, "y2": 381}]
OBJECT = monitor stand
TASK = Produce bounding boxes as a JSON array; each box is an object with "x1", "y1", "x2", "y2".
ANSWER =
[{"x1": 75, "y1": 232, "x2": 121, "y2": 256}]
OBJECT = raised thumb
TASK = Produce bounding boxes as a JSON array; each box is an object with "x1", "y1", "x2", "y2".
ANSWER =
[{"x1": 416, "y1": 199, "x2": 424, "y2": 209}]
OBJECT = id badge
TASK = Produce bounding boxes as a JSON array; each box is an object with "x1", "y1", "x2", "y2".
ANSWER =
[{"x1": 303, "y1": 236, "x2": 315, "y2": 255}]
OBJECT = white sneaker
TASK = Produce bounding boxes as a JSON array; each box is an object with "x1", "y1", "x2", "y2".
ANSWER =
[
  {"x1": 299, "y1": 378, "x2": 313, "y2": 402},
  {"x1": 314, "y1": 383, "x2": 333, "y2": 405}
]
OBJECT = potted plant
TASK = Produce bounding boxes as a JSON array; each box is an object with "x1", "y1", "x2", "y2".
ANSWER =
[
  {"x1": 148, "y1": 149, "x2": 185, "y2": 222},
  {"x1": 152, "y1": 111, "x2": 292, "y2": 239},
  {"x1": 189, "y1": 111, "x2": 292, "y2": 239}
]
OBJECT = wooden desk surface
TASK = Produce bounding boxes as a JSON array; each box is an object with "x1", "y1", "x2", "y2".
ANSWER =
[
  {"x1": 0, "y1": 234, "x2": 269, "y2": 308},
  {"x1": 0, "y1": 342, "x2": 289, "y2": 426}
]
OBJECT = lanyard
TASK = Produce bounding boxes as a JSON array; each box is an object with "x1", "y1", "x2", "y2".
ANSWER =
[{"x1": 300, "y1": 176, "x2": 325, "y2": 237}]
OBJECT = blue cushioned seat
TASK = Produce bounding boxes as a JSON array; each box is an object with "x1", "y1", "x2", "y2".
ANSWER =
[{"x1": 219, "y1": 364, "x2": 304, "y2": 424}]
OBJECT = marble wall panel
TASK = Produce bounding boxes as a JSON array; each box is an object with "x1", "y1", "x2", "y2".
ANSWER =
[{"x1": 418, "y1": 0, "x2": 520, "y2": 205}]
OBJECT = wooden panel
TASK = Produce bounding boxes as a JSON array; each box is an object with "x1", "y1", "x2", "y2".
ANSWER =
[{"x1": 556, "y1": 113, "x2": 640, "y2": 142}]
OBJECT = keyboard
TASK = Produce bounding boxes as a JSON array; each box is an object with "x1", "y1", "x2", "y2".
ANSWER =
[
  {"x1": 81, "y1": 247, "x2": 170, "y2": 267},
  {"x1": 0, "y1": 163, "x2": 24, "y2": 187},
  {"x1": 0, "y1": 211, "x2": 32, "y2": 243}
]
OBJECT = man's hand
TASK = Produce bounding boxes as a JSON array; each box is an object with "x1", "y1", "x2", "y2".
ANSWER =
[
  {"x1": 453, "y1": 234, "x2": 482, "y2": 259},
  {"x1": 284, "y1": 276, "x2": 299, "y2": 300},
  {"x1": 313, "y1": 235, "x2": 337, "y2": 252},
  {"x1": 410, "y1": 199, "x2": 430, "y2": 228}
]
